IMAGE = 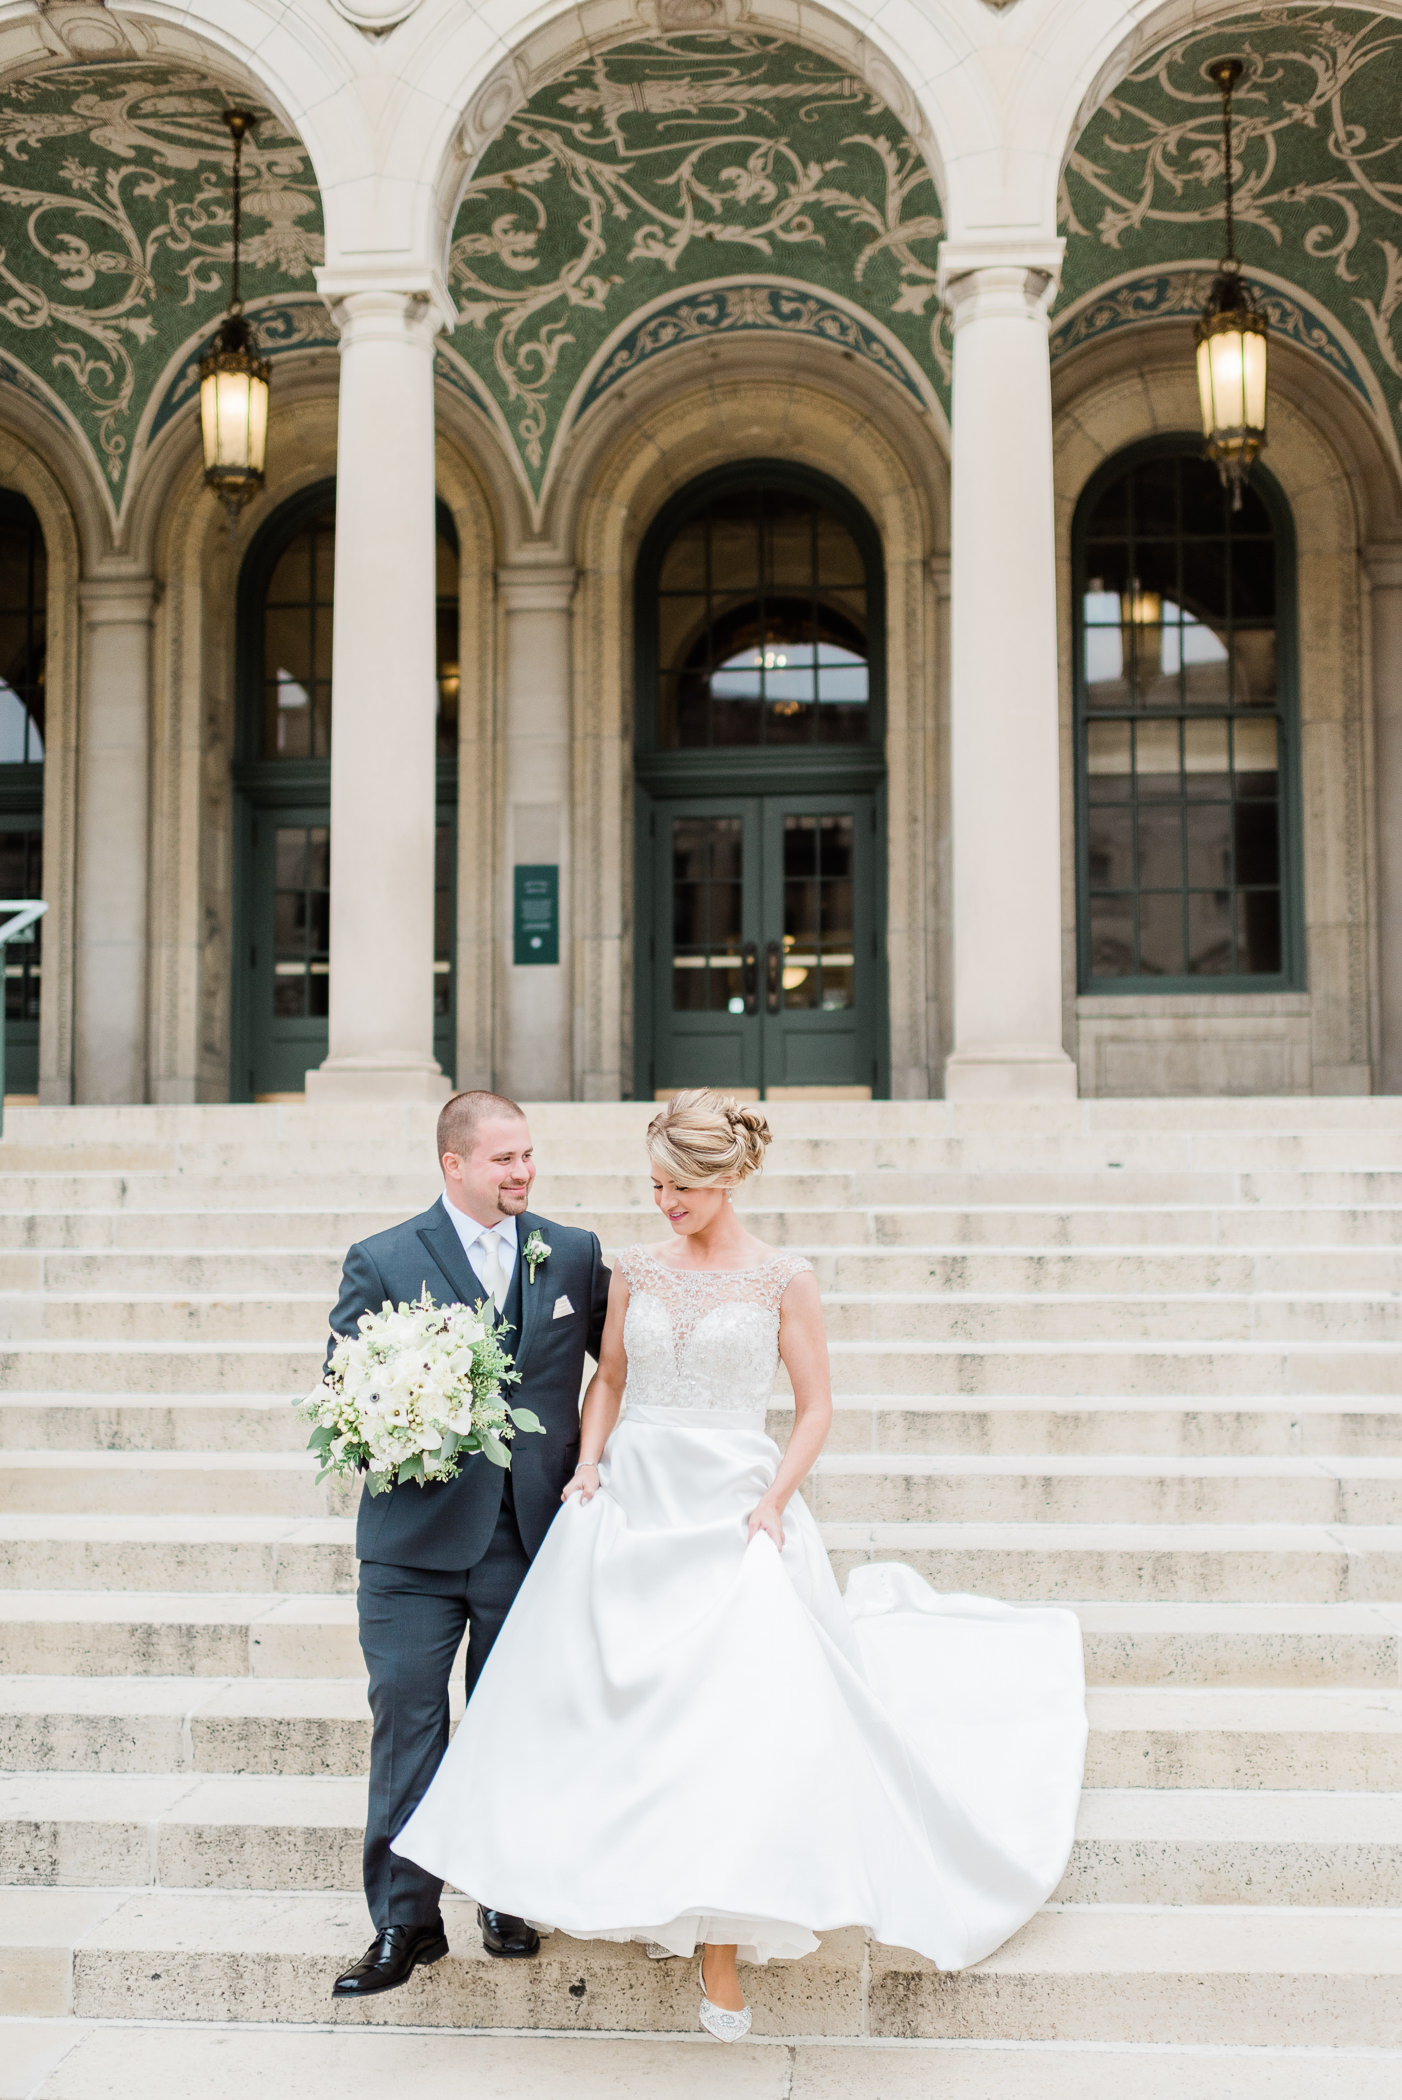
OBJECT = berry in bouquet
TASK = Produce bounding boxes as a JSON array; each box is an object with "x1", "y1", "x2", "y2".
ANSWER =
[{"x1": 299, "y1": 1287, "x2": 543, "y2": 1495}]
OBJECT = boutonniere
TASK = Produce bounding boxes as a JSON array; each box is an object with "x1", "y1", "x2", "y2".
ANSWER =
[{"x1": 523, "y1": 1228, "x2": 552, "y2": 1283}]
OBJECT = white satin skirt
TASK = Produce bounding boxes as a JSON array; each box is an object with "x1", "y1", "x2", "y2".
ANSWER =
[{"x1": 392, "y1": 1406, "x2": 1087, "y2": 1969}]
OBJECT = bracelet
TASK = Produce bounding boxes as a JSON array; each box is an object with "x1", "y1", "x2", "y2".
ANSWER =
[{"x1": 578, "y1": 1459, "x2": 601, "y2": 1471}]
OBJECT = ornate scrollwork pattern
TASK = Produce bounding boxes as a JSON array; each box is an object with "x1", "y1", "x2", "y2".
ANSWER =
[
  {"x1": 0, "y1": 63, "x2": 322, "y2": 497},
  {"x1": 448, "y1": 31, "x2": 944, "y2": 485},
  {"x1": 1059, "y1": 7, "x2": 1402, "y2": 437}
]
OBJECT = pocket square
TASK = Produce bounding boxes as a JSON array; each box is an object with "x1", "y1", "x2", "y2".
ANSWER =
[{"x1": 552, "y1": 1294, "x2": 575, "y2": 1319}]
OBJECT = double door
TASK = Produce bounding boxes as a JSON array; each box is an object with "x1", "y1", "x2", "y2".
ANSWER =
[
  {"x1": 645, "y1": 792, "x2": 879, "y2": 1097},
  {"x1": 237, "y1": 792, "x2": 455, "y2": 1099}
]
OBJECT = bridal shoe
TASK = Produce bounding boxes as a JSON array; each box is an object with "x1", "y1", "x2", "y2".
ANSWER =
[{"x1": 698, "y1": 1951, "x2": 752, "y2": 2042}]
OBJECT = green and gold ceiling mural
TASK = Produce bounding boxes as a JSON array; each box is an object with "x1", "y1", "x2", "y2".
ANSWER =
[
  {"x1": 0, "y1": 62, "x2": 322, "y2": 506},
  {"x1": 1057, "y1": 6, "x2": 1402, "y2": 453},
  {"x1": 444, "y1": 31, "x2": 947, "y2": 494}
]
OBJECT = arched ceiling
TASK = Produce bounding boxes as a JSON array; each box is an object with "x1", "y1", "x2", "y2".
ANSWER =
[
  {"x1": 442, "y1": 30, "x2": 946, "y2": 499},
  {"x1": 1056, "y1": 5, "x2": 1402, "y2": 454},
  {"x1": 0, "y1": 61, "x2": 323, "y2": 509}
]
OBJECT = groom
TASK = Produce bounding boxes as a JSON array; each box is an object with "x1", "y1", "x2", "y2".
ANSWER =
[{"x1": 329, "y1": 1090, "x2": 610, "y2": 1999}]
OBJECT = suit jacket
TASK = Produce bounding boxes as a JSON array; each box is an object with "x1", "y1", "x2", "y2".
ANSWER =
[{"x1": 326, "y1": 1198, "x2": 610, "y2": 1570}]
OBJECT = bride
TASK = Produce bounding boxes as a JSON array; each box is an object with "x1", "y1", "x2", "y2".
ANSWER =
[{"x1": 393, "y1": 1089, "x2": 1087, "y2": 2041}]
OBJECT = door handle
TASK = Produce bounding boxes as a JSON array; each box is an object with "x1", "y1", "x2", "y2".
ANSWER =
[
  {"x1": 765, "y1": 940, "x2": 782, "y2": 1014},
  {"x1": 741, "y1": 941, "x2": 758, "y2": 1016}
]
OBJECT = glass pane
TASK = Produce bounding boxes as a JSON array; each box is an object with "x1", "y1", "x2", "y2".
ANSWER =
[
  {"x1": 1233, "y1": 631, "x2": 1278, "y2": 709},
  {"x1": 1234, "y1": 799, "x2": 1280, "y2": 886},
  {"x1": 1185, "y1": 803, "x2": 1232, "y2": 887},
  {"x1": 1132, "y1": 456, "x2": 1177, "y2": 538},
  {"x1": 1137, "y1": 804, "x2": 1183, "y2": 889},
  {"x1": 671, "y1": 815, "x2": 744, "y2": 1013},
  {"x1": 1086, "y1": 719, "x2": 1131, "y2": 796},
  {"x1": 1183, "y1": 716, "x2": 1230, "y2": 799},
  {"x1": 1087, "y1": 808, "x2": 1133, "y2": 890},
  {"x1": 1139, "y1": 891, "x2": 1184, "y2": 976},
  {"x1": 1237, "y1": 889, "x2": 1282, "y2": 974},
  {"x1": 1187, "y1": 889, "x2": 1233, "y2": 974},
  {"x1": 266, "y1": 537, "x2": 309, "y2": 605},
  {"x1": 1089, "y1": 893, "x2": 1135, "y2": 976},
  {"x1": 1134, "y1": 719, "x2": 1180, "y2": 794}
]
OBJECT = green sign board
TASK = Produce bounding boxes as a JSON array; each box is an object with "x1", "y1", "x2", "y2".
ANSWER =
[{"x1": 513, "y1": 864, "x2": 559, "y2": 966}]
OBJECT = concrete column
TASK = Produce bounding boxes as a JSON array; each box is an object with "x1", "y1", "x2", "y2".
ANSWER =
[
  {"x1": 306, "y1": 285, "x2": 450, "y2": 1103},
  {"x1": 497, "y1": 560, "x2": 574, "y2": 1101},
  {"x1": 1368, "y1": 545, "x2": 1402, "y2": 1092},
  {"x1": 938, "y1": 247, "x2": 1078, "y2": 1101},
  {"x1": 73, "y1": 577, "x2": 155, "y2": 1104}
]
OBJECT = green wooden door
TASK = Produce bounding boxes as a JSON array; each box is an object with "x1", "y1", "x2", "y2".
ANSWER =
[
  {"x1": 239, "y1": 799, "x2": 456, "y2": 1099},
  {"x1": 647, "y1": 791, "x2": 877, "y2": 1097}
]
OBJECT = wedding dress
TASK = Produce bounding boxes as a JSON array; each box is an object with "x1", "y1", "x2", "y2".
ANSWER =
[{"x1": 393, "y1": 1247, "x2": 1087, "y2": 1970}]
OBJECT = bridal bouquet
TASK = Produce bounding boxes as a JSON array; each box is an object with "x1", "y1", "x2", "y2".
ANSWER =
[{"x1": 298, "y1": 1287, "x2": 543, "y2": 1496}]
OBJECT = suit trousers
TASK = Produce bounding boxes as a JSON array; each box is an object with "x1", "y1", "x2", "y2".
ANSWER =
[{"x1": 357, "y1": 1472, "x2": 530, "y2": 1929}]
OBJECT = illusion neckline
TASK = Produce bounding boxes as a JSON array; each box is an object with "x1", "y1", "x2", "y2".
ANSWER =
[{"x1": 631, "y1": 1246, "x2": 790, "y2": 1279}]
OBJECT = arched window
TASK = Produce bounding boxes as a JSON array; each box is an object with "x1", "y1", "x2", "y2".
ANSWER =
[
  {"x1": 233, "y1": 484, "x2": 459, "y2": 1096},
  {"x1": 1073, "y1": 442, "x2": 1300, "y2": 990},
  {"x1": 0, "y1": 489, "x2": 45, "y2": 1084},
  {"x1": 642, "y1": 473, "x2": 879, "y2": 751}
]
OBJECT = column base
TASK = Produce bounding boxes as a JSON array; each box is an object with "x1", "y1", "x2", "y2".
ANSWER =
[
  {"x1": 304, "y1": 1058, "x2": 452, "y2": 1105},
  {"x1": 944, "y1": 1046, "x2": 1079, "y2": 1101}
]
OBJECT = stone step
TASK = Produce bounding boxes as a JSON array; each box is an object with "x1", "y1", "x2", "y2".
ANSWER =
[
  {"x1": 10, "y1": 1393, "x2": 1402, "y2": 1460},
  {"x1": 6, "y1": 1592, "x2": 1402, "y2": 1687},
  {"x1": 809, "y1": 1455, "x2": 1402, "y2": 1526},
  {"x1": 825, "y1": 1523, "x2": 1402, "y2": 1602},
  {"x1": 0, "y1": 1518, "x2": 357, "y2": 1595},
  {"x1": 10, "y1": 1287, "x2": 1402, "y2": 1348},
  {"x1": 5, "y1": 1677, "x2": 1401, "y2": 1789},
  {"x1": 9, "y1": 1451, "x2": 1402, "y2": 1527},
  {"x1": 5, "y1": 2022, "x2": 1399, "y2": 2100},
  {"x1": 15, "y1": 1113, "x2": 1402, "y2": 1169},
  {"x1": 0, "y1": 1594, "x2": 360, "y2": 1678},
  {"x1": 13, "y1": 1164, "x2": 1402, "y2": 1212},
  {"x1": 4, "y1": 1776, "x2": 1400, "y2": 1906},
  {"x1": 4, "y1": 1338, "x2": 1401, "y2": 1398},
  {"x1": 4, "y1": 1203, "x2": 1402, "y2": 1255},
  {"x1": 12, "y1": 1887, "x2": 1402, "y2": 2043},
  {"x1": 10, "y1": 1515, "x2": 1402, "y2": 1601},
  {"x1": 818, "y1": 1397, "x2": 1402, "y2": 1458},
  {"x1": 0, "y1": 1454, "x2": 344, "y2": 1520},
  {"x1": 13, "y1": 1244, "x2": 1402, "y2": 1296}
]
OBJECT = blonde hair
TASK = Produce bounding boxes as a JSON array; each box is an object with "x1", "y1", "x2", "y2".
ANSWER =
[{"x1": 647, "y1": 1089, "x2": 771, "y2": 1188}]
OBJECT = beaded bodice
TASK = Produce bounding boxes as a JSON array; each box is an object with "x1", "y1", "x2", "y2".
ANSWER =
[{"x1": 617, "y1": 1245, "x2": 812, "y2": 1415}]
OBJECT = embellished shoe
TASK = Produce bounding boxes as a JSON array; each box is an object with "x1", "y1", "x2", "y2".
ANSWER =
[
  {"x1": 646, "y1": 1942, "x2": 678, "y2": 1960},
  {"x1": 698, "y1": 1950, "x2": 751, "y2": 2042}
]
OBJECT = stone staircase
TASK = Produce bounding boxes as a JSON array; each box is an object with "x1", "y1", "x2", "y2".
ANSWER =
[{"x1": 2, "y1": 1098, "x2": 1402, "y2": 2097}]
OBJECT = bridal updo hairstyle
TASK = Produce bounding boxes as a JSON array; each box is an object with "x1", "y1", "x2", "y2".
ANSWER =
[{"x1": 646, "y1": 1088, "x2": 772, "y2": 1188}]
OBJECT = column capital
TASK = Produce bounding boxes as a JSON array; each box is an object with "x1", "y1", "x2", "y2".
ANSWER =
[
  {"x1": 1364, "y1": 543, "x2": 1402, "y2": 591},
  {"x1": 937, "y1": 239, "x2": 1064, "y2": 327},
  {"x1": 78, "y1": 576, "x2": 158, "y2": 626},
  {"x1": 497, "y1": 561, "x2": 576, "y2": 616},
  {"x1": 315, "y1": 268, "x2": 456, "y2": 341}
]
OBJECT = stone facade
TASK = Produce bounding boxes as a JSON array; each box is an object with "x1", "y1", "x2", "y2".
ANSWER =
[{"x1": 0, "y1": 1, "x2": 1399, "y2": 1101}]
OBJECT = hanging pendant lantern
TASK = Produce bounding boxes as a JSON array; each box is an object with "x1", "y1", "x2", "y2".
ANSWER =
[
  {"x1": 199, "y1": 110, "x2": 270, "y2": 521},
  {"x1": 1195, "y1": 59, "x2": 1267, "y2": 508}
]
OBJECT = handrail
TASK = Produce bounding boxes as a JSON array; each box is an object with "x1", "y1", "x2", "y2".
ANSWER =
[{"x1": 0, "y1": 900, "x2": 47, "y2": 1139}]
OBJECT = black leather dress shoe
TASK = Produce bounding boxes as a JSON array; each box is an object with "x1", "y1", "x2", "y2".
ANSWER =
[
  {"x1": 332, "y1": 1921, "x2": 449, "y2": 1998},
  {"x1": 478, "y1": 1905, "x2": 540, "y2": 1958}
]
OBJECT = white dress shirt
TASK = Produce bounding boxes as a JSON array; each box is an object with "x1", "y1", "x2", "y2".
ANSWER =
[{"x1": 440, "y1": 1196, "x2": 518, "y2": 1308}]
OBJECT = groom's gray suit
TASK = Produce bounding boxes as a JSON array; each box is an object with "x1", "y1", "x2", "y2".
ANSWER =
[{"x1": 328, "y1": 1197, "x2": 609, "y2": 1929}]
